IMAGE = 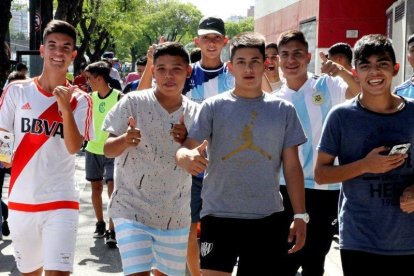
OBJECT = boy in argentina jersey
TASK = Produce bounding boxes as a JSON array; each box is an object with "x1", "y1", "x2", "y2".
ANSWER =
[
  {"x1": 275, "y1": 30, "x2": 360, "y2": 276},
  {"x1": 315, "y1": 34, "x2": 414, "y2": 276},
  {"x1": 395, "y1": 34, "x2": 414, "y2": 98},
  {"x1": 0, "y1": 20, "x2": 93, "y2": 275}
]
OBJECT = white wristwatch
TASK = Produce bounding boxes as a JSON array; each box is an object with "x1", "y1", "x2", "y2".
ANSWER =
[{"x1": 294, "y1": 213, "x2": 310, "y2": 223}]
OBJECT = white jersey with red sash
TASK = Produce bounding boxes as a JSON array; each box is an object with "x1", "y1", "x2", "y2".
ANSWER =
[{"x1": 0, "y1": 78, "x2": 93, "y2": 212}]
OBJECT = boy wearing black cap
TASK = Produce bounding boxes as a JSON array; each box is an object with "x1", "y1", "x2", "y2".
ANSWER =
[{"x1": 184, "y1": 16, "x2": 235, "y2": 276}]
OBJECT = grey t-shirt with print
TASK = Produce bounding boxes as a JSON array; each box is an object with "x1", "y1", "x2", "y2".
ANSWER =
[
  {"x1": 103, "y1": 89, "x2": 199, "y2": 230},
  {"x1": 189, "y1": 91, "x2": 307, "y2": 219}
]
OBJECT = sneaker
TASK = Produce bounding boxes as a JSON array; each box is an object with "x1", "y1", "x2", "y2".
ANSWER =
[
  {"x1": 93, "y1": 221, "x2": 106, "y2": 238},
  {"x1": 105, "y1": 230, "x2": 117, "y2": 248},
  {"x1": 2, "y1": 221, "x2": 10, "y2": 236}
]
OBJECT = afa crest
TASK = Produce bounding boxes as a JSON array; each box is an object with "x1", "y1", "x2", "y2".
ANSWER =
[{"x1": 312, "y1": 90, "x2": 324, "y2": 105}]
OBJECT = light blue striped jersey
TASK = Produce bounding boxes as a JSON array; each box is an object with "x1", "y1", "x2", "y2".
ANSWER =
[
  {"x1": 395, "y1": 77, "x2": 414, "y2": 98},
  {"x1": 183, "y1": 61, "x2": 234, "y2": 104},
  {"x1": 275, "y1": 73, "x2": 348, "y2": 190}
]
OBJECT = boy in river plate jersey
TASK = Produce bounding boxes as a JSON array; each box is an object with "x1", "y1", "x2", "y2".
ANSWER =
[{"x1": 0, "y1": 20, "x2": 93, "y2": 275}]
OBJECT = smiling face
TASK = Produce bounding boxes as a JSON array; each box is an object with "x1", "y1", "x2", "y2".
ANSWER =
[
  {"x1": 355, "y1": 52, "x2": 398, "y2": 97},
  {"x1": 40, "y1": 33, "x2": 77, "y2": 74},
  {"x1": 265, "y1": 47, "x2": 279, "y2": 77},
  {"x1": 278, "y1": 40, "x2": 311, "y2": 80},
  {"x1": 194, "y1": 34, "x2": 228, "y2": 61}
]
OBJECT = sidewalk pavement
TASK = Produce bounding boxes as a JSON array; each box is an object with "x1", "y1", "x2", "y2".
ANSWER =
[{"x1": 0, "y1": 152, "x2": 343, "y2": 276}]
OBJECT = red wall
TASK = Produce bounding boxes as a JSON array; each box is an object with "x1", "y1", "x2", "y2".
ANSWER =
[
  {"x1": 255, "y1": 0, "x2": 395, "y2": 46},
  {"x1": 318, "y1": 0, "x2": 395, "y2": 47}
]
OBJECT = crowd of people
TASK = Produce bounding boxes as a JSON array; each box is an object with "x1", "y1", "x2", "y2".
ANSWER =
[{"x1": 0, "y1": 14, "x2": 414, "y2": 276}]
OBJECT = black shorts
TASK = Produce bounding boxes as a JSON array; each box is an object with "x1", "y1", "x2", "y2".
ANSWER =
[{"x1": 200, "y1": 212, "x2": 289, "y2": 275}]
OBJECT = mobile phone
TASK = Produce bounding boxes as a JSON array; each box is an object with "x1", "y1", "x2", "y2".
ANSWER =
[{"x1": 388, "y1": 143, "x2": 411, "y2": 155}]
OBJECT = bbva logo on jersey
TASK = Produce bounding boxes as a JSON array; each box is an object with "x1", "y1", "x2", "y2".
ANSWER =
[{"x1": 21, "y1": 118, "x2": 64, "y2": 138}]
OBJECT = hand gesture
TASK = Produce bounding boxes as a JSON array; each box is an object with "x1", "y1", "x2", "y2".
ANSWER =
[
  {"x1": 124, "y1": 116, "x2": 141, "y2": 147},
  {"x1": 147, "y1": 36, "x2": 166, "y2": 64},
  {"x1": 0, "y1": 161, "x2": 12, "y2": 169},
  {"x1": 400, "y1": 184, "x2": 414, "y2": 213},
  {"x1": 320, "y1": 52, "x2": 344, "y2": 77},
  {"x1": 53, "y1": 85, "x2": 77, "y2": 114},
  {"x1": 361, "y1": 146, "x2": 407, "y2": 174},
  {"x1": 182, "y1": 140, "x2": 209, "y2": 176},
  {"x1": 171, "y1": 115, "x2": 187, "y2": 144}
]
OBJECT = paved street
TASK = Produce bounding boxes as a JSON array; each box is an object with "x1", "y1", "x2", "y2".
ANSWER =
[{"x1": 1, "y1": 152, "x2": 343, "y2": 276}]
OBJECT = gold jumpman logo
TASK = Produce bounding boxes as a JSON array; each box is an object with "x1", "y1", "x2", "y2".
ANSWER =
[{"x1": 222, "y1": 111, "x2": 272, "y2": 161}]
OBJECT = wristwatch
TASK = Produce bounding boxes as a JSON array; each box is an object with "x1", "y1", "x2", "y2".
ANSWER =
[{"x1": 294, "y1": 213, "x2": 310, "y2": 223}]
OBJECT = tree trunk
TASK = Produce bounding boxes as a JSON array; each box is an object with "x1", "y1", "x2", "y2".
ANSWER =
[
  {"x1": 0, "y1": 0, "x2": 12, "y2": 91},
  {"x1": 55, "y1": 0, "x2": 84, "y2": 27}
]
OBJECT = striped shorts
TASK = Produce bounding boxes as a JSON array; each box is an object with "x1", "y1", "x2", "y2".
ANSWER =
[{"x1": 113, "y1": 218, "x2": 190, "y2": 276}]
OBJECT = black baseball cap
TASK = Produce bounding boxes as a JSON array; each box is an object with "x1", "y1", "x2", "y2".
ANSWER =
[{"x1": 198, "y1": 16, "x2": 225, "y2": 36}]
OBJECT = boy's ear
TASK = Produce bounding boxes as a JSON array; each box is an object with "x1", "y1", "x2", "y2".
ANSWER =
[
  {"x1": 393, "y1": 63, "x2": 400, "y2": 76},
  {"x1": 223, "y1": 36, "x2": 229, "y2": 45},
  {"x1": 72, "y1": 50, "x2": 77, "y2": 60},
  {"x1": 194, "y1": 37, "x2": 200, "y2": 47},
  {"x1": 306, "y1": 52, "x2": 312, "y2": 64},
  {"x1": 351, "y1": 68, "x2": 357, "y2": 77},
  {"x1": 227, "y1": 61, "x2": 233, "y2": 74},
  {"x1": 150, "y1": 64, "x2": 155, "y2": 75},
  {"x1": 351, "y1": 68, "x2": 360, "y2": 83},
  {"x1": 186, "y1": 65, "x2": 192, "y2": 78},
  {"x1": 40, "y1": 45, "x2": 45, "y2": 58}
]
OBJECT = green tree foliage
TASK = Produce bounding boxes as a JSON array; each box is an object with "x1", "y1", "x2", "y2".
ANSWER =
[{"x1": 225, "y1": 17, "x2": 254, "y2": 39}]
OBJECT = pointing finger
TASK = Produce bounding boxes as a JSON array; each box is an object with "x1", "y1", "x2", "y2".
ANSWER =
[
  {"x1": 319, "y1": 51, "x2": 328, "y2": 63},
  {"x1": 159, "y1": 36, "x2": 166, "y2": 44}
]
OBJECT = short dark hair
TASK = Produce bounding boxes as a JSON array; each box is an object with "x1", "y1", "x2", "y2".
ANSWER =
[
  {"x1": 7, "y1": 71, "x2": 26, "y2": 83},
  {"x1": 43, "y1": 20, "x2": 76, "y2": 48},
  {"x1": 354, "y1": 34, "x2": 396, "y2": 67},
  {"x1": 101, "y1": 58, "x2": 113, "y2": 68},
  {"x1": 136, "y1": 56, "x2": 147, "y2": 66},
  {"x1": 190, "y1": 47, "x2": 202, "y2": 63},
  {"x1": 230, "y1": 32, "x2": 265, "y2": 62},
  {"x1": 265, "y1": 43, "x2": 278, "y2": 54},
  {"x1": 328, "y1": 42, "x2": 353, "y2": 65},
  {"x1": 408, "y1": 34, "x2": 414, "y2": 46},
  {"x1": 278, "y1": 30, "x2": 308, "y2": 51},
  {"x1": 85, "y1": 61, "x2": 111, "y2": 83},
  {"x1": 153, "y1": 42, "x2": 190, "y2": 65},
  {"x1": 16, "y1": 63, "x2": 28, "y2": 72}
]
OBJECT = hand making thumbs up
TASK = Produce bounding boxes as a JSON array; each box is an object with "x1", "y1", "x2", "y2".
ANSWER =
[
  {"x1": 171, "y1": 115, "x2": 188, "y2": 144},
  {"x1": 125, "y1": 116, "x2": 141, "y2": 147}
]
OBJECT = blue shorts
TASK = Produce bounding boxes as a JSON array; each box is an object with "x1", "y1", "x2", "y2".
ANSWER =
[
  {"x1": 113, "y1": 218, "x2": 190, "y2": 276},
  {"x1": 85, "y1": 151, "x2": 114, "y2": 183},
  {"x1": 190, "y1": 176, "x2": 203, "y2": 222}
]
